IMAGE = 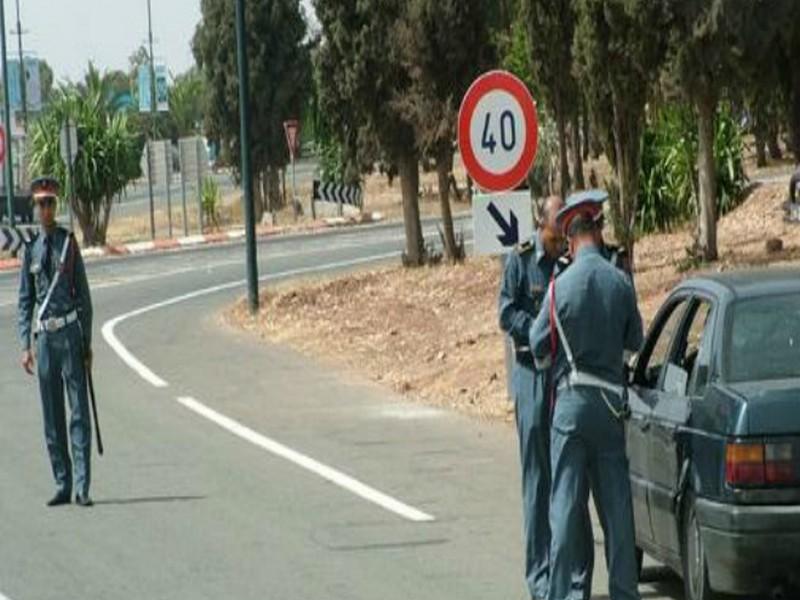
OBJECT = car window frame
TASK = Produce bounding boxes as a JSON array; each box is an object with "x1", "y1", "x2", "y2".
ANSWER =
[
  {"x1": 669, "y1": 293, "x2": 718, "y2": 399},
  {"x1": 634, "y1": 293, "x2": 691, "y2": 390}
]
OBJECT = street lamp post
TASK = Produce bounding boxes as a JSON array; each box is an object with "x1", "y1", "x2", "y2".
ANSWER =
[
  {"x1": 0, "y1": 0, "x2": 15, "y2": 226},
  {"x1": 145, "y1": 0, "x2": 157, "y2": 240},
  {"x1": 13, "y1": 0, "x2": 26, "y2": 131},
  {"x1": 236, "y1": 0, "x2": 259, "y2": 313}
]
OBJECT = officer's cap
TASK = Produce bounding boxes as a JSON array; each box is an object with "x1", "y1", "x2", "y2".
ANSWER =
[
  {"x1": 31, "y1": 176, "x2": 60, "y2": 202},
  {"x1": 556, "y1": 189, "x2": 608, "y2": 235}
]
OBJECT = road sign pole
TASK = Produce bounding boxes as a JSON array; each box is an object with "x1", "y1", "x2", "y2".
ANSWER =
[
  {"x1": 195, "y1": 138, "x2": 203, "y2": 233},
  {"x1": 236, "y1": 0, "x2": 259, "y2": 314},
  {"x1": 290, "y1": 152, "x2": 297, "y2": 219},
  {"x1": 145, "y1": 142, "x2": 155, "y2": 239},
  {"x1": 164, "y1": 140, "x2": 172, "y2": 238},
  {"x1": 146, "y1": 0, "x2": 157, "y2": 240},
  {"x1": 179, "y1": 142, "x2": 188, "y2": 237},
  {"x1": 0, "y1": 0, "x2": 15, "y2": 227}
]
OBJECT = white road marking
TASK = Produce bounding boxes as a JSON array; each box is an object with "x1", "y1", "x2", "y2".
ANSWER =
[
  {"x1": 101, "y1": 249, "x2": 440, "y2": 522},
  {"x1": 177, "y1": 396, "x2": 435, "y2": 523},
  {"x1": 0, "y1": 591, "x2": 13, "y2": 600},
  {"x1": 101, "y1": 250, "x2": 402, "y2": 388}
]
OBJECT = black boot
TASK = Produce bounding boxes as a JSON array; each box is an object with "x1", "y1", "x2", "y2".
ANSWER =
[
  {"x1": 46, "y1": 491, "x2": 72, "y2": 507},
  {"x1": 75, "y1": 494, "x2": 93, "y2": 507}
]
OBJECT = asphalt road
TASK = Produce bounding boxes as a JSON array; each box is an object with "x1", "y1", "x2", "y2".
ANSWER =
[{"x1": 0, "y1": 217, "x2": 684, "y2": 600}]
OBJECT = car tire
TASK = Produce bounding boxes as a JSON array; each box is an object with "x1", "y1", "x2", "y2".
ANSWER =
[{"x1": 681, "y1": 494, "x2": 717, "y2": 600}]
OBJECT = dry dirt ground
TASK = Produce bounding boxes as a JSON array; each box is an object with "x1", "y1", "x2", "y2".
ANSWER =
[{"x1": 226, "y1": 179, "x2": 798, "y2": 423}]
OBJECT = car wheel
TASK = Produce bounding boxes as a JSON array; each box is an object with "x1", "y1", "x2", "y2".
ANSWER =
[{"x1": 681, "y1": 494, "x2": 717, "y2": 600}]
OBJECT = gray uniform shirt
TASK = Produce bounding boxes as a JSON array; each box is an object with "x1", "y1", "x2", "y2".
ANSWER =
[
  {"x1": 17, "y1": 226, "x2": 93, "y2": 352},
  {"x1": 529, "y1": 244, "x2": 643, "y2": 387}
]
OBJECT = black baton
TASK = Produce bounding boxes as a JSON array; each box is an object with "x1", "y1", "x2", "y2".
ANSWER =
[{"x1": 86, "y1": 368, "x2": 104, "y2": 456}]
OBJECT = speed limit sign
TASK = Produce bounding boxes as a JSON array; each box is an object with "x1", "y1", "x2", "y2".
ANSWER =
[{"x1": 458, "y1": 70, "x2": 538, "y2": 192}]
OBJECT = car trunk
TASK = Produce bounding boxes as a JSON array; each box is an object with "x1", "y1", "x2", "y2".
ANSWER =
[{"x1": 728, "y1": 379, "x2": 800, "y2": 435}]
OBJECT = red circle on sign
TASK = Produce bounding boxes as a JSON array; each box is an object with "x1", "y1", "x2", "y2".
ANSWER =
[
  {"x1": 0, "y1": 126, "x2": 6, "y2": 166},
  {"x1": 458, "y1": 70, "x2": 538, "y2": 193}
]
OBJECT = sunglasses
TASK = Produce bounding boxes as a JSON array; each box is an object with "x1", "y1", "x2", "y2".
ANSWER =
[{"x1": 35, "y1": 196, "x2": 57, "y2": 208}]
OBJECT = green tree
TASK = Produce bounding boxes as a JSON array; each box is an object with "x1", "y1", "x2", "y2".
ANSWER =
[
  {"x1": 29, "y1": 69, "x2": 142, "y2": 246},
  {"x1": 194, "y1": 0, "x2": 311, "y2": 219},
  {"x1": 39, "y1": 60, "x2": 55, "y2": 105},
  {"x1": 522, "y1": 0, "x2": 580, "y2": 195},
  {"x1": 169, "y1": 67, "x2": 205, "y2": 138},
  {"x1": 394, "y1": 0, "x2": 492, "y2": 262},
  {"x1": 776, "y1": 1, "x2": 800, "y2": 158},
  {"x1": 314, "y1": 0, "x2": 425, "y2": 265},
  {"x1": 573, "y1": 0, "x2": 669, "y2": 261},
  {"x1": 665, "y1": 0, "x2": 739, "y2": 261}
]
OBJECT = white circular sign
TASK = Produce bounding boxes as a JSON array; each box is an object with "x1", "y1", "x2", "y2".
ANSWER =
[{"x1": 468, "y1": 90, "x2": 527, "y2": 176}]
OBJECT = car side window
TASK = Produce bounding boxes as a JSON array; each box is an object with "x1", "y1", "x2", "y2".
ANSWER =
[
  {"x1": 680, "y1": 300, "x2": 714, "y2": 396},
  {"x1": 636, "y1": 299, "x2": 687, "y2": 389}
]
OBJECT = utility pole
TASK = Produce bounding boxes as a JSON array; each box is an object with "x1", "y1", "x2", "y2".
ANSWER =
[
  {"x1": 145, "y1": 0, "x2": 156, "y2": 240},
  {"x1": 12, "y1": 0, "x2": 26, "y2": 131},
  {"x1": 236, "y1": 0, "x2": 259, "y2": 313},
  {"x1": 0, "y1": 0, "x2": 15, "y2": 226}
]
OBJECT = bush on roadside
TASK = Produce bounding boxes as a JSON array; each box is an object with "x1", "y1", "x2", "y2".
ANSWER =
[{"x1": 638, "y1": 103, "x2": 747, "y2": 234}]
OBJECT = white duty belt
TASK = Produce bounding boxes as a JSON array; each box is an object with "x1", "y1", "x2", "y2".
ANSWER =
[
  {"x1": 550, "y1": 280, "x2": 629, "y2": 420},
  {"x1": 36, "y1": 233, "x2": 72, "y2": 332}
]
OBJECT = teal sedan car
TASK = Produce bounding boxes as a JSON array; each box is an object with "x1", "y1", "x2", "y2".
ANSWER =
[{"x1": 627, "y1": 269, "x2": 800, "y2": 600}]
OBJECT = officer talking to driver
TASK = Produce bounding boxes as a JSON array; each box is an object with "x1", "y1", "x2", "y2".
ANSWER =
[
  {"x1": 530, "y1": 190, "x2": 644, "y2": 600},
  {"x1": 18, "y1": 177, "x2": 95, "y2": 508}
]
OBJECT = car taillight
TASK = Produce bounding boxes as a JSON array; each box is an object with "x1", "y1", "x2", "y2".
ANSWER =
[
  {"x1": 726, "y1": 441, "x2": 799, "y2": 487},
  {"x1": 765, "y1": 443, "x2": 795, "y2": 485},
  {"x1": 726, "y1": 443, "x2": 765, "y2": 486}
]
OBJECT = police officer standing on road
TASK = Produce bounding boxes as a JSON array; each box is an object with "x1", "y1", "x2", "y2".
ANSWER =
[
  {"x1": 18, "y1": 177, "x2": 95, "y2": 508},
  {"x1": 499, "y1": 196, "x2": 593, "y2": 600},
  {"x1": 530, "y1": 192, "x2": 644, "y2": 600}
]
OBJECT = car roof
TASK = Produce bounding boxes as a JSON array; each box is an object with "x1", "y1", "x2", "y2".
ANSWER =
[{"x1": 676, "y1": 267, "x2": 800, "y2": 301}]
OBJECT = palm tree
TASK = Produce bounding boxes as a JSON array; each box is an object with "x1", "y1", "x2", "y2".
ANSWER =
[{"x1": 29, "y1": 63, "x2": 142, "y2": 246}]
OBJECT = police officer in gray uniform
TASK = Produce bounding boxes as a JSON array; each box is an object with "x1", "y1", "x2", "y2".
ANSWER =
[
  {"x1": 18, "y1": 177, "x2": 94, "y2": 507},
  {"x1": 499, "y1": 196, "x2": 593, "y2": 600},
  {"x1": 530, "y1": 192, "x2": 644, "y2": 600}
]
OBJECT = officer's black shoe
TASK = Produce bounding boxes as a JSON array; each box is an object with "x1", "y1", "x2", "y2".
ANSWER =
[
  {"x1": 75, "y1": 494, "x2": 93, "y2": 507},
  {"x1": 46, "y1": 491, "x2": 72, "y2": 507}
]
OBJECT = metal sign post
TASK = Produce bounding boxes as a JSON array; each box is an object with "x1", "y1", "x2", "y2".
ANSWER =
[
  {"x1": 179, "y1": 142, "x2": 188, "y2": 237},
  {"x1": 60, "y1": 120, "x2": 78, "y2": 230},
  {"x1": 195, "y1": 138, "x2": 203, "y2": 233},
  {"x1": 0, "y1": 0, "x2": 16, "y2": 227},
  {"x1": 164, "y1": 140, "x2": 173, "y2": 238}
]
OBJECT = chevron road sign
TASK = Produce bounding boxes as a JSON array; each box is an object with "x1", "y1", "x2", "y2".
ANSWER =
[
  {"x1": 312, "y1": 180, "x2": 363, "y2": 208},
  {"x1": 0, "y1": 226, "x2": 38, "y2": 253}
]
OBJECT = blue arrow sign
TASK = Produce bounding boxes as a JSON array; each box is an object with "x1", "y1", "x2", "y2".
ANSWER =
[{"x1": 487, "y1": 201, "x2": 519, "y2": 246}]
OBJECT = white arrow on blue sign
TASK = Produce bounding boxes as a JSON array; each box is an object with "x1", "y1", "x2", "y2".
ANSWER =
[{"x1": 472, "y1": 191, "x2": 533, "y2": 256}]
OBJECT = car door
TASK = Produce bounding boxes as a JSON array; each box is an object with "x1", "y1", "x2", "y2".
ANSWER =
[
  {"x1": 628, "y1": 295, "x2": 691, "y2": 551},
  {"x1": 648, "y1": 296, "x2": 715, "y2": 561}
]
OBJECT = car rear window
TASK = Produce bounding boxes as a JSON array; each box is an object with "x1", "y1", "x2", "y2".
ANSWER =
[{"x1": 727, "y1": 293, "x2": 800, "y2": 382}]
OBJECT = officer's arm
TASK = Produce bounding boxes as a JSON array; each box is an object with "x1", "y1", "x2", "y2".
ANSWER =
[
  {"x1": 624, "y1": 282, "x2": 644, "y2": 353},
  {"x1": 73, "y1": 238, "x2": 93, "y2": 352},
  {"x1": 17, "y1": 246, "x2": 34, "y2": 351},
  {"x1": 498, "y1": 254, "x2": 532, "y2": 346},
  {"x1": 529, "y1": 285, "x2": 552, "y2": 369}
]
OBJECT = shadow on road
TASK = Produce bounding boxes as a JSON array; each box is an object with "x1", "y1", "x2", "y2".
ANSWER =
[{"x1": 93, "y1": 495, "x2": 206, "y2": 506}]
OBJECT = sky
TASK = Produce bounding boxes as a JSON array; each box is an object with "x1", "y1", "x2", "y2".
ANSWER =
[{"x1": 7, "y1": 0, "x2": 317, "y2": 83}]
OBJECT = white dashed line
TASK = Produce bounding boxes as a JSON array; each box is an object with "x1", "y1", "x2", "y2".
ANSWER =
[
  {"x1": 101, "y1": 250, "x2": 437, "y2": 522},
  {"x1": 177, "y1": 396, "x2": 435, "y2": 523}
]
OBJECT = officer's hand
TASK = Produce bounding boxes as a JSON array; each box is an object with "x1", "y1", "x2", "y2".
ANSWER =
[
  {"x1": 21, "y1": 350, "x2": 35, "y2": 376},
  {"x1": 84, "y1": 349, "x2": 93, "y2": 371}
]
